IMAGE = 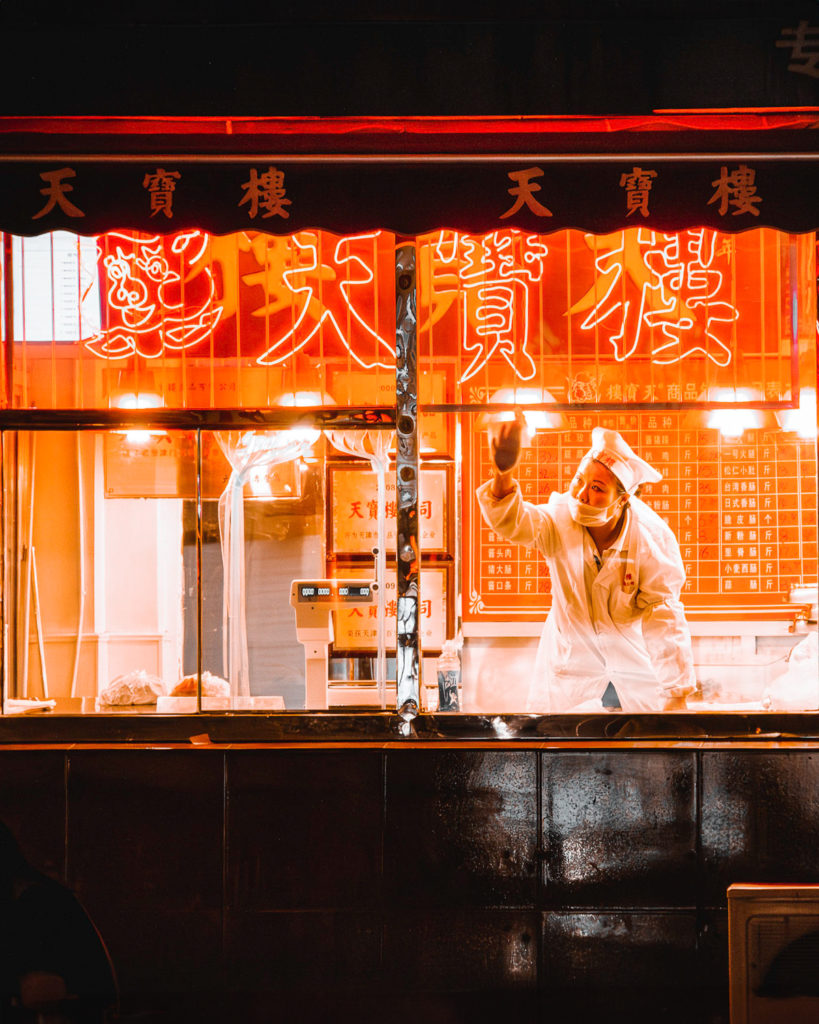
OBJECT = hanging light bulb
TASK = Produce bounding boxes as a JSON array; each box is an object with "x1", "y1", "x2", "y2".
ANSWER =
[
  {"x1": 274, "y1": 390, "x2": 335, "y2": 447},
  {"x1": 478, "y1": 386, "x2": 564, "y2": 436},
  {"x1": 111, "y1": 389, "x2": 165, "y2": 445},
  {"x1": 706, "y1": 388, "x2": 764, "y2": 439}
]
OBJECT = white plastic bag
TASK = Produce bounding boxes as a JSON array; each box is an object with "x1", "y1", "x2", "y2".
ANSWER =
[{"x1": 98, "y1": 670, "x2": 167, "y2": 706}]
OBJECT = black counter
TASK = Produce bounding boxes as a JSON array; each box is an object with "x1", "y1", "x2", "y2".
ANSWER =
[
  {"x1": 1, "y1": 708, "x2": 819, "y2": 745},
  {"x1": 2, "y1": 737, "x2": 818, "y2": 1023}
]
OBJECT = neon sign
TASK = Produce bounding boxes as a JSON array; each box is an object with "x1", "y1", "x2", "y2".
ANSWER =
[
  {"x1": 426, "y1": 229, "x2": 550, "y2": 383},
  {"x1": 85, "y1": 228, "x2": 393, "y2": 370},
  {"x1": 81, "y1": 226, "x2": 743, "y2": 376},
  {"x1": 569, "y1": 228, "x2": 739, "y2": 366},
  {"x1": 254, "y1": 231, "x2": 393, "y2": 371},
  {"x1": 86, "y1": 230, "x2": 222, "y2": 359}
]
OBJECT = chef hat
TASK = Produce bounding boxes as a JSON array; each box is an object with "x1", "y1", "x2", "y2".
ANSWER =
[{"x1": 584, "y1": 427, "x2": 663, "y2": 493}]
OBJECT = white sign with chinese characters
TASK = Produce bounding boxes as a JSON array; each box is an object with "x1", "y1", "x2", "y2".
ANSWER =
[
  {"x1": 329, "y1": 466, "x2": 448, "y2": 556},
  {"x1": 333, "y1": 567, "x2": 447, "y2": 652}
]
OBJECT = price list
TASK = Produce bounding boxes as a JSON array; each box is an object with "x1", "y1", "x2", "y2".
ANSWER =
[{"x1": 465, "y1": 414, "x2": 817, "y2": 621}]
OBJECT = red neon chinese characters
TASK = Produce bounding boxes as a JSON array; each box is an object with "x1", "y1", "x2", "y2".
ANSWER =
[
  {"x1": 427, "y1": 230, "x2": 550, "y2": 383},
  {"x1": 85, "y1": 229, "x2": 393, "y2": 370},
  {"x1": 569, "y1": 229, "x2": 739, "y2": 366},
  {"x1": 253, "y1": 232, "x2": 393, "y2": 371}
]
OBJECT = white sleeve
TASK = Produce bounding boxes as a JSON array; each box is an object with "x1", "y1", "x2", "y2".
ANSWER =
[
  {"x1": 475, "y1": 479, "x2": 558, "y2": 557},
  {"x1": 634, "y1": 528, "x2": 697, "y2": 697}
]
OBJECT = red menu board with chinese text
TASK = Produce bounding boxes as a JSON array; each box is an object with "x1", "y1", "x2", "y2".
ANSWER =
[{"x1": 464, "y1": 414, "x2": 818, "y2": 622}]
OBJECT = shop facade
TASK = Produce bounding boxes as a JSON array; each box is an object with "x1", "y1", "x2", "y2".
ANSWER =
[{"x1": 0, "y1": 114, "x2": 817, "y2": 1021}]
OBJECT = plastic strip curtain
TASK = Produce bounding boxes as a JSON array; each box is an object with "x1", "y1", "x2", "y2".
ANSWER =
[{"x1": 215, "y1": 430, "x2": 315, "y2": 698}]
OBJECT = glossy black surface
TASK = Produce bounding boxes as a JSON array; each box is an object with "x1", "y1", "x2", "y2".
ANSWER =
[
  {"x1": 542, "y1": 911, "x2": 702, "y2": 1022},
  {"x1": 385, "y1": 751, "x2": 538, "y2": 908},
  {"x1": 541, "y1": 751, "x2": 697, "y2": 908},
  {"x1": 1, "y1": 710, "x2": 817, "y2": 744},
  {"x1": 5, "y1": 744, "x2": 816, "y2": 1022},
  {"x1": 383, "y1": 908, "x2": 539, "y2": 991},
  {"x1": 226, "y1": 750, "x2": 383, "y2": 911},
  {"x1": 0, "y1": 749, "x2": 66, "y2": 882},
  {"x1": 66, "y1": 751, "x2": 224, "y2": 996},
  {"x1": 700, "y1": 751, "x2": 819, "y2": 905}
]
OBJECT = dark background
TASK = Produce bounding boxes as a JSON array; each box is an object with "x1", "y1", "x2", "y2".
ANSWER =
[
  {"x1": 2, "y1": 745, "x2": 818, "y2": 1023},
  {"x1": 1, "y1": 1, "x2": 819, "y2": 117}
]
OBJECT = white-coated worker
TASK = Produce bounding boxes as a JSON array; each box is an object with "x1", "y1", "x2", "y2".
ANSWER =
[{"x1": 476, "y1": 417, "x2": 697, "y2": 713}]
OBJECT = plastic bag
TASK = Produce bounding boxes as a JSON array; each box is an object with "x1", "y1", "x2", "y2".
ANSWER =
[{"x1": 98, "y1": 670, "x2": 167, "y2": 706}]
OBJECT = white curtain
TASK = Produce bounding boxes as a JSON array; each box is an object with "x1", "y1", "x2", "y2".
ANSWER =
[{"x1": 216, "y1": 430, "x2": 315, "y2": 698}]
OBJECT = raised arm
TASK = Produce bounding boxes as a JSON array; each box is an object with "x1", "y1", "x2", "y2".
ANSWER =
[
  {"x1": 477, "y1": 412, "x2": 558, "y2": 555},
  {"x1": 489, "y1": 412, "x2": 526, "y2": 498}
]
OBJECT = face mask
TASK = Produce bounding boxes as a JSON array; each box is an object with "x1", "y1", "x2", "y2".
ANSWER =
[{"x1": 568, "y1": 495, "x2": 625, "y2": 527}]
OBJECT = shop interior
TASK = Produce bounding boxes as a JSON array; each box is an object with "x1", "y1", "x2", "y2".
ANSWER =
[{"x1": 2, "y1": 226, "x2": 817, "y2": 715}]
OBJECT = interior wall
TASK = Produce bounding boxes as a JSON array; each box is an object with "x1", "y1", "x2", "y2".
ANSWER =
[{"x1": 20, "y1": 433, "x2": 184, "y2": 699}]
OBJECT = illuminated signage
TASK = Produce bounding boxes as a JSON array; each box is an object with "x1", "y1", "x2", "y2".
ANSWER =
[
  {"x1": 85, "y1": 230, "x2": 222, "y2": 359},
  {"x1": 569, "y1": 228, "x2": 740, "y2": 366}
]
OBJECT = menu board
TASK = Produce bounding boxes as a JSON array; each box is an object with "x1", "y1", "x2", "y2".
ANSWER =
[{"x1": 465, "y1": 412, "x2": 818, "y2": 621}]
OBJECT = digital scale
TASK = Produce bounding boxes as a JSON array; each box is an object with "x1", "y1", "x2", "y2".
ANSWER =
[{"x1": 290, "y1": 578, "x2": 381, "y2": 708}]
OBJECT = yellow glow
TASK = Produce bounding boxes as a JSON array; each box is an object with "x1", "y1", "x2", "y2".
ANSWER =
[
  {"x1": 274, "y1": 390, "x2": 335, "y2": 447},
  {"x1": 780, "y1": 389, "x2": 818, "y2": 439},
  {"x1": 112, "y1": 391, "x2": 163, "y2": 411},
  {"x1": 122, "y1": 430, "x2": 155, "y2": 445},
  {"x1": 487, "y1": 387, "x2": 562, "y2": 433},
  {"x1": 111, "y1": 390, "x2": 165, "y2": 444}
]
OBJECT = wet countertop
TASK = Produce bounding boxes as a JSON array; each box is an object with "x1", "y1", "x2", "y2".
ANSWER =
[{"x1": 1, "y1": 705, "x2": 818, "y2": 745}]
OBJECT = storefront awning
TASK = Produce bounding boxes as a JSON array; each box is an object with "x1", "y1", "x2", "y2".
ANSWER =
[{"x1": 3, "y1": 115, "x2": 819, "y2": 237}]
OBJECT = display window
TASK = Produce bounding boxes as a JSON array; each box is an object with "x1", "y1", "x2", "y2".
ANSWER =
[{"x1": 1, "y1": 198, "x2": 816, "y2": 721}]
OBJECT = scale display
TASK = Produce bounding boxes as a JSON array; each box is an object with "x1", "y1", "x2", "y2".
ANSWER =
[
  {"x1": 296, "y1": 585, "x2": 333, "y2": 602},
  {"x1": 295, "y1": 582, "x2": 372, "y2": 603}
]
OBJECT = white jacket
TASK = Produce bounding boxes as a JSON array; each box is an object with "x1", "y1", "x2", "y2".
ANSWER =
[{"x1": 476, "y1": 481, "x2": 697, "y2": 712}]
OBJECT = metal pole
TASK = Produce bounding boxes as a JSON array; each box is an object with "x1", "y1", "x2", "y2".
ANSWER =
[{"x1": 394, "y1": 244, "x2": 420, "y2": 727}]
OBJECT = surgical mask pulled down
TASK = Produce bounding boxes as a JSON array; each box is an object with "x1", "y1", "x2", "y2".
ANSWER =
[{"x1": 568, "y1": 494, "x2": 625, "y2": 527}]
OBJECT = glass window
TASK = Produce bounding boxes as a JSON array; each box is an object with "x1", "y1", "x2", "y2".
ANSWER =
[
  {"x1": 416, "y1": 227, "x2": 818, "y2": 714},
  {"x1": 1, "y1": 226, "x2": 816, "y2": 718}
]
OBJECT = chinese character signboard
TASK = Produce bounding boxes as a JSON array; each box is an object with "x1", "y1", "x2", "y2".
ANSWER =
[
  {"x1": 418, "y1": 227, "x2": 812, "y2": 408},
  {"x1": 6, "y1": 158, "x2": 819, "y2": 238},
  {"x1": 10, "y1": 228, "x2": 397, "y2": 411},
  {"x1": 328, "y1": 465, "x2": 449, "y2": 557},
  {"x1": 333, "y1": 566, "x2": 449, "y2": 653},
  {"x1": 7, "y1": 224, "x2": 812, "y2": 415}
]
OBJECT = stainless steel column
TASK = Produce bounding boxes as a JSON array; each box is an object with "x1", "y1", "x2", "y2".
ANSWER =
[{"x1": 395, "y1": 244, "x2": 420, "y2": 721}]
